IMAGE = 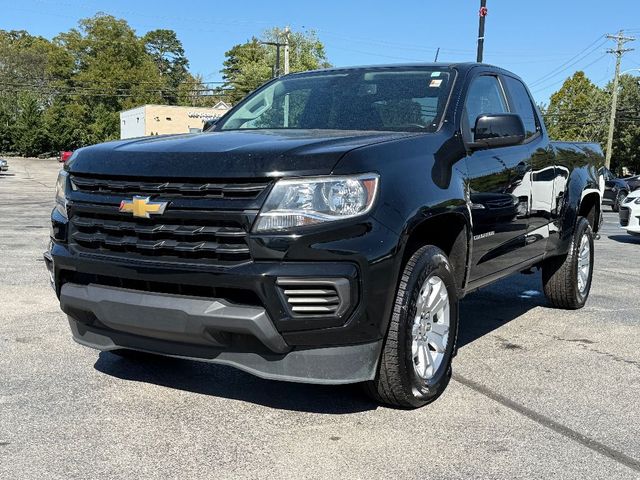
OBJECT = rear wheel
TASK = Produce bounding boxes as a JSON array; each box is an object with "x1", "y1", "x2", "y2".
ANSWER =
[
  {"x1": 365, "y1": 245, "x2": 459, "y2": 408},
  {"x1": 542, "y1": 217, "x2": 594, "y2": 309}
]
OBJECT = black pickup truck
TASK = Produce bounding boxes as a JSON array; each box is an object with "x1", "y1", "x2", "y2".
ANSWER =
[{"x1": 46, "y1": 63, "x2": 603, "y2": 408}]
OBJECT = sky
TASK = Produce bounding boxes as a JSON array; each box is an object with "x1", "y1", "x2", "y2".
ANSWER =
[{"x1": 2, "y1": 0, "x2": 640, "y2": 104}]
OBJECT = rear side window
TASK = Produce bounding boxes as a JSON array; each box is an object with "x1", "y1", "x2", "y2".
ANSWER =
[
  {"x1": 464, "y1": 75, "x2": 508, "y2": 130},
  {"x1": 503, "y1": 76, "x2": 539, "y2": 138}
]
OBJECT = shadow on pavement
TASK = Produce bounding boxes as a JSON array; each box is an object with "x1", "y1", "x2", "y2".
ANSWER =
[
  {"x1": 607, "y1": 234, "x2": 640, "y2": 245},
  {"x1": 94, "y1": 351, "x2": 377, "y2": 414},
  {"x1": 457, "y1": 272, "x2": 547, "y2": 349},
  {"x1": 94, "y1": 272, "x2": 547, "y2": 411}
]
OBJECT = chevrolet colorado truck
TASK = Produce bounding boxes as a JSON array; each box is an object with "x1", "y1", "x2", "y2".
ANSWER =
[{"x1": 45, "y1": 63, "x2": 603, "y2": 408}]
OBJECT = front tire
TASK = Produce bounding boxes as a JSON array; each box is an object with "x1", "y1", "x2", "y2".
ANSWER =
[
  {"x1": 365, "y1": 245, "x2": 459, "y2": 408},
  {"x1": 542, "y1": 217, "x2": 594, "y2": 309},
  {"x1": 612, "y1": 190, "x2": 627, "y2": 212}
]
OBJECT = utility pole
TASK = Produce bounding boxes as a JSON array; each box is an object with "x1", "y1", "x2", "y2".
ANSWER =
[
  {"x1": 605, "y1": 30, "x2": 635, "y2": 169},
  {"x1": 261, "y1": 40, "x2": 287, "y2": 78},
  {"x1": 283, "y1": 26, "x2": 290, "y2": 75},
  {"x1": 476, "y1": 0, "x2": 488, "y2": 63},
  {"x1": 283, "y1": 27, "x2": 291, "y2": 127}
]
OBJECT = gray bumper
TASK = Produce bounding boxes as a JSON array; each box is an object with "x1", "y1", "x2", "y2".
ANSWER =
[{"x1": 61, "y1": 283, "x2": 381, "y2": 385}]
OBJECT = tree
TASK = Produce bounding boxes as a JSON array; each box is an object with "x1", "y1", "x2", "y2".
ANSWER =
[
  {"x1": 263, "y1": 28, "x2": 331, "y2": 73},
  {"x1": 43, "y1": 102, "x2": 90, "y2": 151},
  {"x1": 221, "y1": 29, "x2": 331, "y2": 104},
  {"x1": 543, "y1": 71, "x2": 640, "y2": 174},
  {"x1": 221, "y1": 38, "x2": 271, "y2": 104},
  {"x1": 52, "y1": 14, "x2": 165, "y2": 143},
  {"x1": 176, "y1": 73, "x2": 224, "y2": 107},
  {"x1": 0, "y1": 30, "x2": 61, "y2": 154},
  {"x1": 13, "y1": 92, "x2": 48, "y2": 156},
  {"x1": 542, "y1": 71, "x2": 608, "y2": 144},
  {"x1": 143, "y1": 29, "x2": 189, "y2": 103},
  {"x1": 610, "y1": 74, "x2": 640, "y2": 174}
]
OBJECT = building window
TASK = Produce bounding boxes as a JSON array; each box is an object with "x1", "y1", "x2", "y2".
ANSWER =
[{"x1": 166, "y1": 117, "x2": 172, "y2": 121}]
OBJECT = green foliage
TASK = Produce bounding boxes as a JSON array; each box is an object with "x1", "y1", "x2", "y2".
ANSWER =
[
  {"x1": 0, "y1": 15, "x2": 197, "y2": 156},
  {"x1": 221, "y1": 38, "x2": 272, "y2": 104},
  {"x1": 221, "y1": 29, "x2": 331, "y2": 104},
  {"x1": 542, "y1": 71, "x2": 640, "y2": 174},
  {"x1": 611, "y1": 75, "x2": 640, "y2": 174},
  {"x1": 143, "y1": 29, "x2": 189, "y2": 103},
  {"x1": 0, "y1": 18, "x2": 332, "y2": 156},
  {"x1": 263, "y1": 28, "x2": 331, "y2": 73},
  {"x1": 13, "y1": 92, "x2": 49, "y2": 157},
  {"x1": 543, "y1": 72, "x2": 607, "y2": 143}
]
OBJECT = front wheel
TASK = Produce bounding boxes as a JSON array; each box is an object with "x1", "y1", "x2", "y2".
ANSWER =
[
  {"x1": 612, "y1": 190, "x2": 627, "y2": 212},
  {"x1": 542, "y1": 217, "x2": 594, "y2": 309},
  {"x1": 364, "y1": 245, "x2": 459, "y2": 408}
]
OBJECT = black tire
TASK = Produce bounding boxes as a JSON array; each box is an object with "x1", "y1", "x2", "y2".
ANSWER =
[
  {"x1": 364, "y1": 245, "x2": 459, "y2": 408},
  {"x1": 542, "y1": 217, "x2": 594, "y2": 309},
  {"x1": 612, "y1": 190, "x2": 627, "y2": 212}
]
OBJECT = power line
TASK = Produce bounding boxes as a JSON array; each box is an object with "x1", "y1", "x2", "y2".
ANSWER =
[
  {"x1": 529, "y1": 35, "x2": 607, "y2": 88},
  {"x1": 530, "y1": 53, "x2": 608, "y2": 94}
]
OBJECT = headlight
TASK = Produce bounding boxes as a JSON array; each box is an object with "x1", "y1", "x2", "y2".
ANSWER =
[
  {"x1": 253, "y1": 174, "x2": 379, "y2": 232},
  {"x1": 55, "y1": 170, "x2": 68, "y2": 219},
  {"x1": 634, "y1": 197, "x2": 640, "y2": 204}
]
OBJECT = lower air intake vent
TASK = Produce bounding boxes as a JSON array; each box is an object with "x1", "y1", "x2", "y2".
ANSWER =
[{"x1": 277, "y1": 278, "x2": 351, "y2": 317}]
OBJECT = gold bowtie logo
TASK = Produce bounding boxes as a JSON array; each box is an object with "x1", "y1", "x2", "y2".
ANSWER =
[{"x1": 119, "y1": 196, "x2": 168, "y2": 218}]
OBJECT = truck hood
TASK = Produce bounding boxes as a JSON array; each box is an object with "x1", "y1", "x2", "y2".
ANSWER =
[{"x1": 69, "y1": 129, "x2": 415, "y2": 178}]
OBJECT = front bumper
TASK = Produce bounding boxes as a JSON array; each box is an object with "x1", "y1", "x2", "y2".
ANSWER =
[
  {"x1": 46, "y1": 212, "x2": 401, "y2": 383},
  {"x1": 62, "y1": 283, "x2": 382, "y2": 384},
  {"x1": 620, "y1": 205, "x2": 640, "y2": 233}
]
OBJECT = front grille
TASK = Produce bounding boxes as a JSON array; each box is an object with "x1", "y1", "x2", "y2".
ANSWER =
[
  {"x1": 70, "y1": 213, "x2": 250, "y2": 262},
  {"x1": 277, "y1": 278, "x2": 351, "y2": 317},
  {"x1": 70, "y1": 174, "x2": 270, "y2": 199},
  {"x1": 61, "y1": 271, "x2": 262, "y2": 306},
  {"x1": 67, "y1": 175, "x2": 270, "y2": 265},
  {"x1": 619, "y1": 207, "x2": 631, "y2": 227}
]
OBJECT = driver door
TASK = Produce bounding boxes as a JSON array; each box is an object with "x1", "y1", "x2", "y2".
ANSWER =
[{"x1": 463, "y1": 74, "x2": 531, "y2": 282}]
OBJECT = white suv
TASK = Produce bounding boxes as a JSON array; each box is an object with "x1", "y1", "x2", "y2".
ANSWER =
[{"x1": 620, "y1": 189, "x2": 640, "y2": 235}]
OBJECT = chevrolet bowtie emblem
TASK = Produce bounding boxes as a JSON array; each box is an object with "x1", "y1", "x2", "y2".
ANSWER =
[{"x1": 119, "y1": 196, "x2": 168, "y2": 218}]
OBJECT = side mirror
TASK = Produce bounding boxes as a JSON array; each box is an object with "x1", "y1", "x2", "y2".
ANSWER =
[
  {"x1": 470, "y1": 113, "x2": 525, "y2": 149},
  {"x1": 202, "y1": 118, "x2": 218, "y2": 131}
]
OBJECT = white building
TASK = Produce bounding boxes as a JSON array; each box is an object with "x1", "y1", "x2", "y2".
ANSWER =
[{"x1": 119, "y1": 103, "x2": 232, "y2": 139}]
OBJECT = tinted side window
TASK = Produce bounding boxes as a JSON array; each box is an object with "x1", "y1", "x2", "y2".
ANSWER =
[
  {"x1": 503, "y1": 76, "x2": 538, "y2": 138},
  {"x1": 465, "y1": 75, "x2": 508, "y2": 131}
]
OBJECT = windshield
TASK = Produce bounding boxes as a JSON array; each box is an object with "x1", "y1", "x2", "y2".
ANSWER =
[{"x1": 217, "y1": 67, "x2": 453, "y2": 133}]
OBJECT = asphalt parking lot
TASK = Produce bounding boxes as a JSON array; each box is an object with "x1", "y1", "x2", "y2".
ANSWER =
[{"x1": 1, "y1": 157, "x2": 639, "y2": 479}]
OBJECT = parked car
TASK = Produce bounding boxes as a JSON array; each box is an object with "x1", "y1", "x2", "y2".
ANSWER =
[
  {"x1": 624, "y1": 174, "x2": 640, "y2": 192},
  {"x1": 46, "y1": 63, "x2": 603, "y2": 408},
  {"x1": 59, "y1": 151, "x2": 73, "y2": 163},
  {"x1": 601, "y1": 167, "x2": 630, "y2": 211},
  {"x1": 0, "y1": 158, "x2": 8, "y2": 172},
  {"x1": 619, "y1": 189, "x2": 640, "y2": 235}
]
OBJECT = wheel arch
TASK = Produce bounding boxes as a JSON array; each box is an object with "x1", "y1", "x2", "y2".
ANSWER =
[
  {"x1": 399, "y1": 211, "x2": 471, "y2": 293},
  {"x1": 578, "y1": 189, "x2": 602, "y2": 233}
]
